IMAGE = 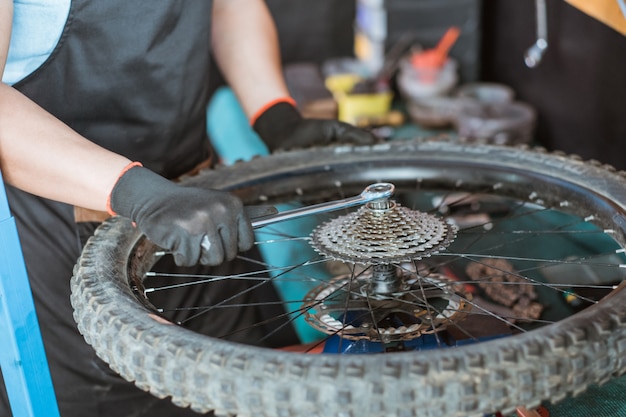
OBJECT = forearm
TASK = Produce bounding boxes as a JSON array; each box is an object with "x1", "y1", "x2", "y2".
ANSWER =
[
  {"x1": 211, "y1": 0, "x2": 290, "y2": 118},
  {"x1": 0, "y1": 83, "x2": 131, "y2": 210}
]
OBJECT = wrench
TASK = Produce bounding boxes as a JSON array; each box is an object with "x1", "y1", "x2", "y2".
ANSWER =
[
  {"x1": 154, "y1": 183, "x2": 395, "y2": 258},
  {"x1": 251, "y1": 182, "x2": 395, "y2": 228}
]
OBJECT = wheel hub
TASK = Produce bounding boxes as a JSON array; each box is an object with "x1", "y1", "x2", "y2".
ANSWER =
[{"x1": 306, "y1": 186, "x2": 463, "y2": 341}]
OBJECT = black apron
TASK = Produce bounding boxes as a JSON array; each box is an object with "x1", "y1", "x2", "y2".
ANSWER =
[
  {"x1": 14, "y1": 1, "x2": 213, "y2": 178},
  {"x1": 1, "y1": 2, "x2": 296, "y2": 416}
]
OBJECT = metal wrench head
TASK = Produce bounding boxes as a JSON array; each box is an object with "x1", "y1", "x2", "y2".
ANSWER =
[{"x1": 360, "y1": 183, "x2": 395, "y2": 201}]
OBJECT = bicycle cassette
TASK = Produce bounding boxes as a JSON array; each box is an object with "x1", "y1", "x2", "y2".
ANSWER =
[{"x1": 310, "y1": 201, "x2": 456, "y2": 264}]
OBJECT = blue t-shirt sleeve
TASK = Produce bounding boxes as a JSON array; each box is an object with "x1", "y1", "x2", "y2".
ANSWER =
[{"x1": 2, "y1": 0, "x2": 71, "y2": 86}]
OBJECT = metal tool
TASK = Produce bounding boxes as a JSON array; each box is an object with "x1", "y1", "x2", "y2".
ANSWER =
[
  {"x1": 251, "y1": 183, "x2": 394, "y2": 228},
  {"x1": 524, "y1": 0, "x2": 548, "y2": 68}
]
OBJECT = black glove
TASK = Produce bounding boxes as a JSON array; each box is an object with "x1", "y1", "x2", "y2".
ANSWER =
[
  {"x1": 253, "y1": 101, "x2": 377, "y2": 152},
  {"x1": 109, "y1": 166, "x2": 254, "y2": 267}
]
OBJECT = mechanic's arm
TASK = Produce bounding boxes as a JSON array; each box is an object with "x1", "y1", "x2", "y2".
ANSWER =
[
  {"x1": 210, "y1": 0, "x2": 287, "y2": 118},
  {"x1": 0, "y1": 0, "x2": 130, "y2": 210},
  {"x1": 0, "y1": 0, "x2": 252, "y2": 266},
  {"x1": 211, "y1": 0, "x2": 376, "y2": 150}
]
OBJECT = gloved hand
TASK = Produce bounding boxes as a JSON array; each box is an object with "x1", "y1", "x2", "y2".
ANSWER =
[
  {"x1": 108, "y1": 164, "x2": 254, "y2": 267},
  {"x1": 252, "y1": 99, "x2": 377, "y2": 152}
]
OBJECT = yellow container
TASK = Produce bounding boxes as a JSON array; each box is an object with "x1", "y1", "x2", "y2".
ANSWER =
[
  {"x1": 325, "y1": 74, "x2": 393, "y2": 125},
  {"x1": 325, "y1": 73, "x2": 362, "y2": 95}
]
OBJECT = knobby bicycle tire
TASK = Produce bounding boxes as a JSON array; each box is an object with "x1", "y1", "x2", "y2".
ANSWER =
[{"x1": 71, "y1": 140, "x2": 626, "y2": 417}]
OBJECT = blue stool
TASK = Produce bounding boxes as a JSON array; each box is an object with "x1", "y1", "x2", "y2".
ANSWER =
[{"x1": 0, "y1": 172, "x2": 60, "y2": 417}]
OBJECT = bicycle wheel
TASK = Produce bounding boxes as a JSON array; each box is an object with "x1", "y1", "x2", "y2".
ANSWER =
[{"x1": 71, "y1": 140, "x2": 626, "y2": 417}]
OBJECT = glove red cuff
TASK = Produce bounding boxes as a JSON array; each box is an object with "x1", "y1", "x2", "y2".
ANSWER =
[
  {"x1": 252, "y1": 99, "x2": 303, "y2": 151},
  {"x1": 106, "y1": 161, "x2": 143, "y2": 216},
  {"x1": 249, "y1": 96, "x2": 297, "y2": 126}
]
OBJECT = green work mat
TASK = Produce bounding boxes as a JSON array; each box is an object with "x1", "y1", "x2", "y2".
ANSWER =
[{"x1": 545, "y1": 375, "x2": 626, "y2": 416}]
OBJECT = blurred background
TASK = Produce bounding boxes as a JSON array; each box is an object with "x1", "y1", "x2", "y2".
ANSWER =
[{"x1": 209, "y1": 0, "x2": 626, "y2": 170}]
